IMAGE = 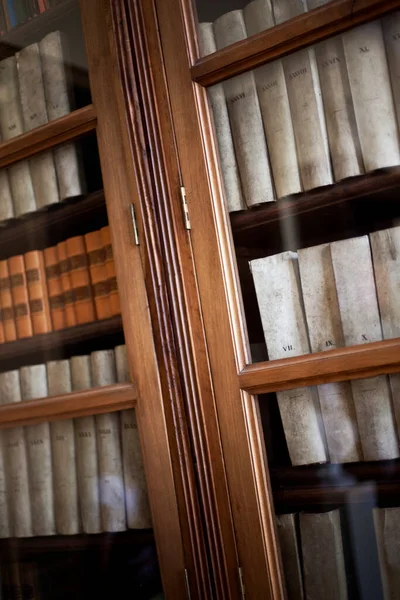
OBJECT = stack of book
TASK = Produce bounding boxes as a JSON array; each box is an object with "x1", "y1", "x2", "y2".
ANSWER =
[
  {"x1": 0, "y1": 345, "x2": 152, "y2": 537},
  {"x1": 276, "y1": 507, "x2": 400, "y2": 600},
  {"x1": 250, "y1": 224, "x2": 400, "y2": 466},
  {"x1": 199, "y1": 0, "x2": 400, "y2": 212},
  {"x1": 0, "y1": 30, "x2": 85, "y2": 221},
  {"x1": 0, "y1": 225, "x2": 121, "y2": 343},
  {"x1": 0, "y1": 1, "x2": 65, "y2": 34}
]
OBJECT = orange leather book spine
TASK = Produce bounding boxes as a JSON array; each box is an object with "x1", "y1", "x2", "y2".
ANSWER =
[
  {"x1": 0, "y1": 260, "x2": 16, "y2": 342},
  {"x1": 84, "y1": 230, "x2": 111, "y2": 320},
  {"x1": 24, "y1": 250, "x2": 52, "y2": 335},
  {"x1": 8, "y1": 255, "x2": 33, "y2": 339},
  {"x1": 56, "y1": 241, "x2": 76, "y2": 327},
  {"x1": 101, "y1": 226, "x2": 121, "y2": 316},
  {"x1": 66, "y1": 235, "x2": 95, "y2": 324},
  {"x1": 44, "y1": 246, "x2": 66, "y2": 331}
]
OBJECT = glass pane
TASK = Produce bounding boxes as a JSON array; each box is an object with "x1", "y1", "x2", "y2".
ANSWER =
[
  {"x1": 0, "y1": 0, "x2": 90, "y2": 138},
  {"x1": 195, "y1": 0, "x2": 335, "y2": 58},
  {"x1": 259, "y1": 371, "x2": 400, "y2": 599},
  {"x1": 200, "y1": 11, "x2": 400, "y2": 364},
  {"x1": 0, "y1": 352, "x2": 163, "y2": 598}
]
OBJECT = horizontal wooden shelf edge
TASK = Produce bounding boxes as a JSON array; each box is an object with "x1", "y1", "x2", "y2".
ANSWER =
[
  {"x1": 191, "y1": 0, "x2": 400, "y2": 86},
  {"x1": 239, "y1": 338, "x2": 400, "y2": 393},
  {"x1": 0, "y1": 383, "x2": 137, "y2": 428},
  {"x1": 0, "y1": 105, "x2": 97, "y2": 168}
]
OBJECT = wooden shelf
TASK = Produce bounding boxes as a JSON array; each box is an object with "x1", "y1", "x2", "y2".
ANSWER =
[
  {"x1": 191, "y1": 0, "x2": 400, "y2": 86},
  {"x1": 0, "y1": 316, "x2": 124, "y2": 373},
  {"x1": 0, "y1": 382, "x2": 137, "y2": 428},
  {"x1": 0, "y1": 0, "x2": 79, "y2": 57},
  {"x1": 231, "y1": 166, "x2": 400, "y2": 252},
  {"x1": 271, "y1": 460, "x2": 400, "y2": 508},
  {"x1": 0, "y1": 189, "x2": 107, "y2": 259},
  {"x1": 239, "y1": 338, "x2": 400, "y2": 394},
  {"x1": 0, "y1": 105, "x2": 97, "y2": 169}
]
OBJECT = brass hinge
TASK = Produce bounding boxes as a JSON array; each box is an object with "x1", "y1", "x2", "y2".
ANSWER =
[
  {"x1": 180, "y1": 186, "x2": 191, "y2": 230},
  {"x1": 238, "y1": 566, "x2": 246, "y2": 599},
  {"x1": 130, "y1": 203, "x2": 140, "y2": 245},
  {"x1": 184, "y1": 568, "x2": 192, "y2": 600}
]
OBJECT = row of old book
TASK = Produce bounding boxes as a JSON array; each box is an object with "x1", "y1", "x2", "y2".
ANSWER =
[
  {"x1": 0, "y1": 344, "x2": 151, "y2": 538},
  {"x1": 0, "y1": 30, "x2": 85, "y2": 220},
  {"x1": 250, "y1": 224, "x2": 400, "y2": 466},
  {"x1": 0, "y1": 1, "x2": 61, "y2": 33},
  {"x1": 1, "y1": 562, "x2": 39, "y2": 600},
  {"x1": 199, "y1": 0, "x2": 400, "y2": 211},
  {"x1": 0, "y1": 225, "x2": 120, "y2": 343},
  {"x1": 277, "y1": 507, "x2": 399, "y2": 600}
]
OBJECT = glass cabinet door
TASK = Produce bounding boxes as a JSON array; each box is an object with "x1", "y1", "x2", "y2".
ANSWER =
[{"x1": 152, "y1": 0, "x2": 400, "y2": 597}]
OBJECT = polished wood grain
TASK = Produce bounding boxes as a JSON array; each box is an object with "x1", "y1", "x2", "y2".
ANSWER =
[
  {"x1": 0, "y1": 383, "x2": 136, "y2": 429},
  {"x1": 190, "y1": 0, "x2": 400, "y2": 86},
  {"x1": 154, "y1": 0, "x2": 286, "y2": 597},
  {"x1": 240, "y1": 338, "x2": 400, "y2": 394},
  {"x1": 0, "y1": 105, "x2": 97, "y2": 168},
  {"x1": 81, "y1": 0, "x2": 187, "y2": 596},
  {"x1": 0, "y1": 190, "x2": 106, "y2": 259},
  {"x1": 231, "y1": 167, "x2": 400, "y2": 250}
]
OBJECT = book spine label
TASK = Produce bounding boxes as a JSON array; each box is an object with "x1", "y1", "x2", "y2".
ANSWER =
[
  {"x1": 101, "y1": 227, "x2": 120, "y2": 316},
  {"x1": 214, "y1": 10, "x2": 275, "y2": 206},
  {"x1": 44, "y1": 246, "x2": 66, "y2": 331},
  {"x1": 25, "y1": 250, "x2": 52, "y2": 335},
  {"x1": 343, "y1": 21, "x2": 400, "y2": 170},
  {"x1": 66, "y1": 236, "x2": 95, "y2": 324},
  {"x1": 0, "y1": 369, "x2": 32, "y2": 537},
  {"x1": 298, "y1": 243, "x2": 361, "y2": 462},
  {"x1": 0, "y1": 260, "x2": 16, "y2": 341},
  {"x1": 276, "y1": 514, "x2": 304, "y2": 600},
  {"x1": 57, "y1": 241, "x2": 76, "y2": 327},
  {"x1": 85, "y1": 230, "x2": 111, "y2": 320},
  {"x1": 8, "y1": 255, "x2": 33, "y2": 339},
  {"x1": 300, "y1": 511, "x2": 348, "y2": 599},
  {"x1": 47, "y1": 360, "x2": 80, "y2": 535},
  {"x1": 331, "y1": 236, "x2": 399, "y2": 460},
  {"x1": 198, "y1": 23, "x2": 245, "y2": 212},
  {"x1": 244, "y1": 1, "x2": 302, "y2": 198}
]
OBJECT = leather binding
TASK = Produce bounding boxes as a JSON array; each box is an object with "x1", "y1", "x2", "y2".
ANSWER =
[{"x1": 8, "y1": 255, "x2": 32, "y2": 339}]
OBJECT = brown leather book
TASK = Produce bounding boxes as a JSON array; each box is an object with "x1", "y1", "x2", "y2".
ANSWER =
[
  {"x1": 101, "y1": 226, "x2": 120, "y2": 316},
  {"x1": 44, "y1": 245, "x2": 66, "y2": 331},
  {"x1": 25, "y1": 250, "x2": 52, "y2": 335},
  {"x1": 66, "y1": 235, "x2": 95, "y2": 324},
  {"x1": 8, "y1": 255, "x2": 33, "y2": 339},
  {"x1": 84, "y1": 230, "x2": 111, "y2": 320},
  {"x1": 0, "y1": 260, "x2": 16, "y2": 342},
  {"x1": 56, "y1": 241, "x2": 76, "y2": 327}
]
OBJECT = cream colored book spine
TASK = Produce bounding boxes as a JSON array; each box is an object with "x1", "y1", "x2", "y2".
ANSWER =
[
  {"x1": 370, "y1": 226, "x2": 400, "y2": 439},
  {"x1": 373, "y1": 507, "x2": 400, "y2": 600},
  {"x1": 306, "y1": 0, "x2": 363, "y2": 180},
  {"x1": 0, "y1": 55, "x2": 36, "y2": 217},
  {"x1": 91, "y1": 349, "x2": 126, "y2": 531},
  {"x1": 47, "y1": 360, "x2": 80, "y2": 535},
  {"x1": 70, "y1": 354, "x2": 101, "y2": 534},
  {"x1": 272, "y1": 0, "x2": 332, "y2": 191},
  {"x1": 298, "y1": 243, "x2": 361, "y2": 463},
  {"x1": 214, "y1": 10, "x2": 275, "y2": 206},
  {"x1": 198, "y1": 23, "x2": 245, "y2": 212},
  {"x1": 276, "y1": 514, "x2": 304, "y2": 600},
  {"x1": 115, "y1": 345, "x2": 151, "y2": 528},
  {"x1": 0, "y1": 170, "x2": 14, "y2": 221},
  {"x1": 0, "y1": 415, "x2": 9, "y2": 538},
  {"x1": 250, "y1": 252, "x2": 327, "y2": 465},
  {"x1": 0, "y1": 370, "x2": 32, "y2": 537},
  {"x1": 300, "y1": 510, "x2": 348, "y2": 600},
  {"x1": 330, "y1": 236, "x2": 399, "y2": 460},
  {"x1": 16, "y1": 43, "x2": 60, "y2": 208},
  {"x1": 343, "y1": 21, "x2": 400, "y2": 171},
  {"x1": 20, "y1": 364, "x2": 56, "y2": 536},
  {"x1": 383, "y1": 11, "x2": 400, "y2": 132},
  {"x1": 39, "y1": 31, "x2": 85, "y2": 200},
  {"x1": 244, "y1": 0, "x2": 302, "y2": 198}
]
